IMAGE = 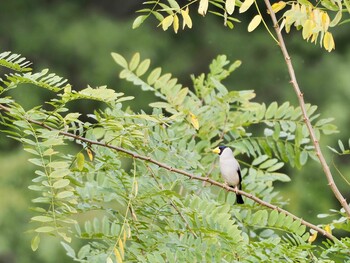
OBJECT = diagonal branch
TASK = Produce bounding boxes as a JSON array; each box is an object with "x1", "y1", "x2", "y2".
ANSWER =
[
  {"x1": 263, "y1": 0, "x2": 350, "y2": 218},
  {"x1": 0, "y1": 103, "x2": 335, "y2": 240}
]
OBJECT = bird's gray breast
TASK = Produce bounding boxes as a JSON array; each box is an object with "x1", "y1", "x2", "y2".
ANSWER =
[{"x1": 219, "y1": 159, "x2": 240, "y2": 186}]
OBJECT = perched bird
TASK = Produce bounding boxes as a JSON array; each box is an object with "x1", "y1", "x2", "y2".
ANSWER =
[{"x1": 213, "y1": 146, "x2": 244, "y2": 204}]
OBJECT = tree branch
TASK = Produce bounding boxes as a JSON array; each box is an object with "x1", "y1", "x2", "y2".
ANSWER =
[
  {"x1": 0, "y1": 103, "x2": 335, "y2": 240},
  {"x1": 263, "y1": 0, "x2": 350, "y2": 218}
]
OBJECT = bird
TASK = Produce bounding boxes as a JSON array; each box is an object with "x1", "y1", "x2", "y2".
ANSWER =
[{"x1": 213, "y1": 146, "x2": 244, "y2": 204}]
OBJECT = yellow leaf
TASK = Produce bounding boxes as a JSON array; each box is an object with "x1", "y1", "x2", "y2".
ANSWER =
[
  {"x1": 189, "y1": 112, "x2": 199, "y2": 130},
  {"x1": 321, "y1": 12, "x2": 330, "y2": 31},
  {"x1": 181, "y1": 7, "x2": 192, "y2": 29},
  {"x1": 173, "y1": 14, "x2": 179, "y2": 33},
  {"x1": 324, "y1": 224, "x2": 332, "y2": 234},
  {"x1": 248, "y1": 14, "x2": 262, "y2": 32},
  {"x1": 198, "y1": 0, "x2": 209, "y2": 16},
  {"x1": 271, "y1": 1, "x2": 286, "y2": 13},
  {"x1": 225, "y1": 0, "x2": 236, "y2": 15},
  {"x1": 86, "y1": 148, "x2": 94, "y2": 161},
  {"x1": 302, "y1": 19, "x2": 314, "y2": 40},
  {"x1": 161, "y1": 15, "x2": 174, "y2": 31},
  {"x1": 323, "y1": 31, "x2": 335, "y2": 52},
  {"x1": 118, "y1": 239, "x2": 124, "y2": 259},
  {"x1": 308, "y1": 231, "x2": 317, "y2": 243},
  {"x1": 76, "y1": 152, "x2": 85, "y2": 171},
  {"x1": 114, "y1": 247, "x2": 123, "y2": 263},
  {"x1": 239, "y1": 0, "x2": 254, "y2": 13},
  {"x1": 310, "y1": 32, "x2": 319, "y2": 43},
  {"x1": 123, "y1": 229, "x2": 127, "y2": 243}
]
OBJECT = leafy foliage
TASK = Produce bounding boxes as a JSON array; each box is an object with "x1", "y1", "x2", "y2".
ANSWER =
[
  {"x1": 134, "y1": 0, "x2": 350, "y2": 51},
  {"x1": 0, "y1": 51, "x2": 349, "y2": 262}
]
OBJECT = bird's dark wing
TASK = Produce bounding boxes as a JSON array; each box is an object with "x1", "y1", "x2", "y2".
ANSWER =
[{"x1": 237, "y1": 168, "x2": 242, "y2": 188}]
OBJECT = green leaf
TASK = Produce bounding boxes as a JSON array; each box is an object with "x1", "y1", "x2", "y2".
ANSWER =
[
  {"x1": 321, "y1": 123, "x2": 338, "y2": 135},
  {"x1": 32, "y1": 216, "x2": 54, "y2": 222},
  {"x1": 259, "y1": 159, "x2": 278, "y2": 169},
  {"x1": 275, "y1": 102, "x2": 290, "y2": 119},
  {"x1": 338, "y1": 140, "x2": 345, "y2": 152},
  {"x1": 300, "y1": 151, "x2": 308, "y2": 165},
  {"x1": 173, "y1": 88, "x2": 188, "y2": 105},
  {"x1": 268, "y1": 210, "x2": 279, "y2": 226},
  {"x1": 56, "y1": 191, "x2": 74, "y2": 199},
  {"x1": 344, "y1": 0, "x2": 350, "y2": 14},
  {"x1": 149, "y1": 102, "x2": 172, "y2": 109},
  {"x1": 24, "y1": 147, "x2": 39, "y2": 155},
  {"x1": 77, "y1": 244, "x2": 91, "y2": 259},
  {"x1": 76, "y1": 152, "x2": 85, "y2": 171},
  {"x1": 52, "y1": 179, "x2": 70, "y2": 189},
  {"x1": 111, "y1": 52, "x2": 128, "y2": 68},
  {"x1": 252, "y1": 155, "x2": 269, "y2": 166},
  {"x1": 273, "y1": 122, "x2": 280, "y2": 140},
  {"x1": 136, "y1": 59, "x2": 151, "y2": 77},
  {"x1": 266, "y1": 162, "x2": 284, "y2": 172},
  {"x1": 31, "y1": 235, "x2": 40, "y2": 251},
  {"x1": 275, "y1": 212, "x2": 286, "y2": 227},
  {"x1": 271, "y1": 172, "x2": 290, "y2": 182},
  {"x1": 265, "y1": 102, "x2": 278, "y2": 119},
  {"x1": 329, "y1": 11, "x2": 342, "y2": 27},
  {"x1": 147, "y1": 67, "x2": 162, "y2": 85},
  {"x1": 129, "y1": 53, "x2": 140, "y2": 71},
  {"x1": 61, "y1": 242, "x2": 76, "y2": 258},
  {"x1": 295, "y1": 124, "x2": 303, "y2": 147},
  {"x1": 50, "y1": 169, "x2": 70, "y2": 178},
  {"x1": 297, "y1": 224, "x2": 306, "y2": 236},
  {"x1": 251, "y1": 210, "x2": 268, "y2": 225},
  {"x1": 28, "y1": 158, "x2": 45, "y2": 167},
  {"x1": 35, "y1": 226, "x2": 55, "y2": 233},
  {"x1": 48, "y1": 161, "x2": 70, "y2": 169},
  {"x1": 167, "y1": 0, "x2": 180, "y2": 10},
  {"x1": 289, "y1": 219, "x2": 301, "y2": 232},
  {"x1": 228, "y1": 60, "x2": 242, "y2": 72},
  {"x1": 132, "y1": 15, "x2": 147, "y2": 29}
]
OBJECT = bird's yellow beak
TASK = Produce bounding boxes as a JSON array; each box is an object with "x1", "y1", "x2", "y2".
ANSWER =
[{"x1": 212, "y1": 147, "x2": 220, "y2": 154}]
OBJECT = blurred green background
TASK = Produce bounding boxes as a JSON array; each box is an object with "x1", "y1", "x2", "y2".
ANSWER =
[{"x1": 1, "y1": 1, "x2": 349, "y2": 262}]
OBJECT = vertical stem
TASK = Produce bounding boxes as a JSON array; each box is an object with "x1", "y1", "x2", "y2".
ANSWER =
[{"x1": 263, "y1": 0, "x2": 350, "y2": 217}]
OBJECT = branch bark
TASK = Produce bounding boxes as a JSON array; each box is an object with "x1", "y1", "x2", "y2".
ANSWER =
[
  {"x1": 0, "y1": 103, "x2": 335, "y2": 240},
  {"x1": 263, "y1": 0, "x2": 350, "y2": 218}
]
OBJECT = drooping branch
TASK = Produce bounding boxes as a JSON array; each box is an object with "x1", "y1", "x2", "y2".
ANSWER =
[
  {"x1": 0, "y1": 103, "x2": 335, "y2": 240},
  {"x1": 263, "y1": 0, "x2": 350, "y2": 218}
]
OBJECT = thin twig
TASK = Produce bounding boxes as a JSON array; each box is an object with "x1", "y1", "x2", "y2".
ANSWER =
[
  {"x1": 145, "y1": 164, "x2": 198, "y2": 237},
  {"x1": 0, "y1": 103, "x2": 335, "y2": 240},
  {"x1": 263, "y1": 0, "x2": 350, "y2": 218}
]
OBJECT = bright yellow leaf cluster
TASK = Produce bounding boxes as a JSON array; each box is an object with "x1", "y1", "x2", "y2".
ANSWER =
[
  {"x1": 161, "y1": 7, "x2": 192, "y2": 33},
  {"x1": 282, "y1": 3, "x2": 335, "y2": 52}
]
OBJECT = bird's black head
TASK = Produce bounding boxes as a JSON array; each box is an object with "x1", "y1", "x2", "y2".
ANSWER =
[
  {"x1": 213, "y1": 145, "x2": 228, "y2": 155},
  {"x1": 218, "y1": 146, "x2": 227, "y2": 155}
]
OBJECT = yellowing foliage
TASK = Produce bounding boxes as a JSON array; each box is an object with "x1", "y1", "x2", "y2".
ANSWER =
[
  {"x1": 283, "y1": 3, "x2": 336, "y2": 51},
  {"x1": 248, "y1": 14, "x2": 262, "y2": 32},
  {"x1": 198, "y1": 0, "x2": 209, "y2": 16},
  {"x1": 271, "y1": 1, "x2": 286, "y2": 13}
]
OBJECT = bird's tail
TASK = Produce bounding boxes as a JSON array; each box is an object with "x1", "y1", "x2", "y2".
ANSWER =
[{"x1": 236, "y1": 194, "x2": 244, "y2": 204}]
